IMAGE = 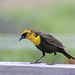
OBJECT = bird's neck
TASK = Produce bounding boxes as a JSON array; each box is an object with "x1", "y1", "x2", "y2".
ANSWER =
[{"x1": 26, "y1": 33, "x2": 41, "y2": 46}]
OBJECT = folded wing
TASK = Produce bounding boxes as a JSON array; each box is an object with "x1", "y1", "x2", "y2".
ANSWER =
[{"x1": 41, "y1": 33, "x2": 66, "y2": 49}]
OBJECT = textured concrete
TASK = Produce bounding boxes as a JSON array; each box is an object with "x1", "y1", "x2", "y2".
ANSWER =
[{"x1": 0, "y1": 62, "x2": 75, "y2": 75}]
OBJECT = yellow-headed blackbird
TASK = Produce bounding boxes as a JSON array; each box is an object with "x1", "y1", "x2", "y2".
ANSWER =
[{"x1": 19, "y1": 29, "x2": 75, "y2": 64}]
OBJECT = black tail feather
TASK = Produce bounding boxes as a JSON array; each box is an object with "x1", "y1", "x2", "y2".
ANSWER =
[{"x1": 60, "y1": 50, "x2": 75, "y2": 60}]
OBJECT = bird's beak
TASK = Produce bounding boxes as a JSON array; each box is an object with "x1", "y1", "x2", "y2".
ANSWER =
[{"x1": 19, "y1": 36, "x2": 24, "y2": 41}]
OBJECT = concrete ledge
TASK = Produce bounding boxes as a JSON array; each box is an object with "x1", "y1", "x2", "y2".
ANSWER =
[{"x1": 0, "y1": 62, "x2": 75, "y2": 75}]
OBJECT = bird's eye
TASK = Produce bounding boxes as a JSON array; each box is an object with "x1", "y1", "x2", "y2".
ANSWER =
[{"x1": 22, "y1": 32, "x2": 27, "y2": 37}]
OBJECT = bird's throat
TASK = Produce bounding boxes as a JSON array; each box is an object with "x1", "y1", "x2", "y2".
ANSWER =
[{"x1": 26, "y1": 34, "x2": 41, "y2": 46}]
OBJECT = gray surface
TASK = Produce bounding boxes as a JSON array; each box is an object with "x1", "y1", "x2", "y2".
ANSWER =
[{"x1": 0, "y1": 62, "x2": 75, "y2": 75}]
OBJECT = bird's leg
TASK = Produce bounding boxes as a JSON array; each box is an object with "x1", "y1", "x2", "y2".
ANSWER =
[
  {"x1": 48, "y1": 52, "x2": 56, "y2": 65},
  {"x1": 30, "y1": 52, "x2": 45, "y2": 64},
  {"x1": 51, "y1": 52, "x2": 56, "y2": 65}
]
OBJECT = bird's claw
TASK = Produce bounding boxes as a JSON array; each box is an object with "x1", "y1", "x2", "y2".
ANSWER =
[
  {"x1": 47, "y1": 62, "x2": 56, "y2": 65},
  {"x1": 30, "y1": 61, "x2": 41, "y2": 64}
]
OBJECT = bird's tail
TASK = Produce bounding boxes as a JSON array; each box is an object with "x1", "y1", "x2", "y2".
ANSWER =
[{"x1": 60, "y1": 50, "x2": 75, "y2": 60}]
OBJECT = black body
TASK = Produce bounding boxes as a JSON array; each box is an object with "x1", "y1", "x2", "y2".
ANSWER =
[{"x1": 33, "y1": 30, "x2": 75, "y2": 62}]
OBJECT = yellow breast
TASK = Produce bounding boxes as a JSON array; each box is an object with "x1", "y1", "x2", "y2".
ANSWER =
[{"x1": 26, "y1": 33, "x2": 41, "y2": 46}]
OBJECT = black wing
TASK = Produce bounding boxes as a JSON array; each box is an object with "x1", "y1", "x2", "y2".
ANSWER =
[{"x1": 40, "y1": 33, "x2": 66, "y2": 49}]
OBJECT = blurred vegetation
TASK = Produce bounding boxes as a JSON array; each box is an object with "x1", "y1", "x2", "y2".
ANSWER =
[
  {"x1": 0, "y1": 2, "x2": 75, "y2": 34},
  {"x1": 0, "y1": 0, "x2": 75, "y2": 64},
  {"x1": 0, "y1": 49, "x2": 75, "y2": 64}
]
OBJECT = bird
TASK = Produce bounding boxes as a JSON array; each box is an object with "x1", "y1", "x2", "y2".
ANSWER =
[{"x1": 19, "y1": 29, "x2": 75, "y2": 65}]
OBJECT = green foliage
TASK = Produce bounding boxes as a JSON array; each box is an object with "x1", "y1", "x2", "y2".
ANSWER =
[
  {"x1": 0, "y1": 3, "x2": 75, "y2": 33},
  {"x1": 0, "y1": 49, "x2": 74, "y2": 64}
]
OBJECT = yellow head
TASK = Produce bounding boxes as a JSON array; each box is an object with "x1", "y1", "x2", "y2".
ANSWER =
[{"x1": 19, "y1": 29, "x2": 40, "y2": 46}]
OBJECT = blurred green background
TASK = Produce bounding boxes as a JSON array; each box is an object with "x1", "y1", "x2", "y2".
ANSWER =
[{"x1": 0, "y1": 0, "x2": 75, "y2": 64}]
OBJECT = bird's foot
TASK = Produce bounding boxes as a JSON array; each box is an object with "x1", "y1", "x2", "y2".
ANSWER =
[
  {"x1": 47, "y1": 62, "x2": 56, "y2": 65},
  {"x1": 30, "y1": 61, "x2": 41, "y2": 64}
]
